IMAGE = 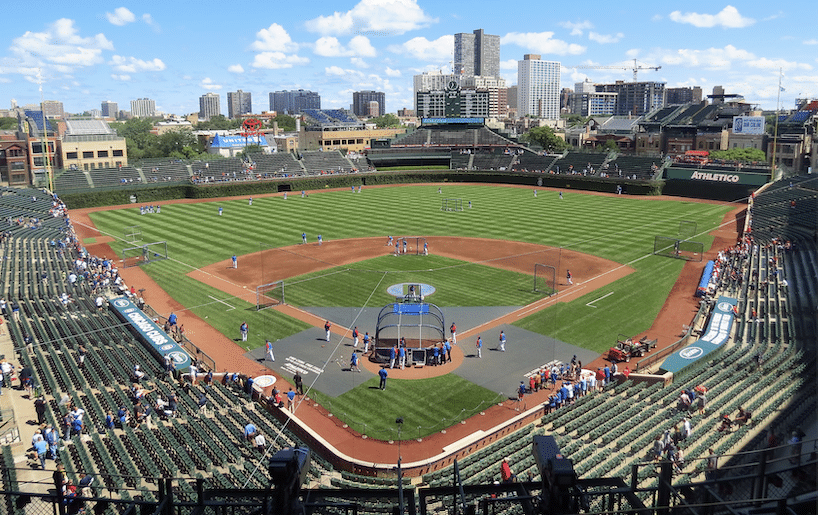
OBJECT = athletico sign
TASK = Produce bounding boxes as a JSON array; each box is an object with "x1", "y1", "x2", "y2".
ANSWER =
[
  {"x1": 665, "y1": 167, "x2": 769, "y2": 186},
  {"x1": 109, "y1": 297, "x2": 191, "y2": 372},
  {"x1": 689, "y1": 171, "x2": 740, "y2": 182}
]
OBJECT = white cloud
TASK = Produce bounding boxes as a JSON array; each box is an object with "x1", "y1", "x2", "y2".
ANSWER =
[
  {"x1": 110, "y1": 55, "x2": 166, "y2": 72},
  {"x1": 252, "y1": 52, "x2": 309, "y2": 69},
  {"x1": 142, "y1": 13, "x2": 158, "y2": 30},
  {"x1": 589, "y1": 32, "x2": 624, "y2": 44},
  {"x1": 106, "y1": 7, "x2": 136, "y2": 26},
  {"x1": 746, "y1": 57, "x2": 811, "y2": 71},
  {"x1": 384, "y1": 67, "x2": 401, "y2": 77},
  {"x1": 306, "y1": 0, "x2": 436, "y2": 36},
  {"x1": 200, "y1": 77, "x2": 221, "y2": 90},
  {"x1": 351, "y1": 57, "x2": 369, "y2": 69},
  {"x1": 642, "y1": 45, "x2": 755, "y2": 70},
  {"x1": 227, "y1": 64, "x2": 244, "y2": 73},
  {"x1": 804, "y1": 39, "x2": 818, "y2": 45},
  {"x1": 503, "y1": 32, "x2": 586, "y2": 56},
  {"x1": 387, "y1": 35, "x2": 453, "y2": 62},
  {"x1": 10, "y1": 18, "x2": 114, "y2": 70},
  {"x1": 559, "y1": 21, "x2": 593, "y2": 36},
  {"x1": 314, "y1": 35, "x2": 376, "y2": 57},
  {"x1": 110, "y1": 74, "x2": 131, "y2": 81},
  {"x1": 669, "y1": 5, "x2": 755, "y2": 28},
  {"x1": 251, "y1": 23, "x2": 298, "y2": 52},
  {"x1": 325, "y1": 66, "x2": 363, "y2": 78}
]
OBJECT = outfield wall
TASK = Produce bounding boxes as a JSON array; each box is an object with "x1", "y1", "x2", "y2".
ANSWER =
[{"x1": 59, "y1": 169, "x2": 665, "y2": 208}]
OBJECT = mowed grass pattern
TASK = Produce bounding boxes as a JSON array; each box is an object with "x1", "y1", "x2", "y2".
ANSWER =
[
  {"x1": 309, "y1": 374, "x2": 503, "y2": 440},
  {"x1": 89, "y1": 186, "x2": 732, "y2": 351},
  {"x1": 284, "y1": 255, "x2": 544, "y2": 307}
]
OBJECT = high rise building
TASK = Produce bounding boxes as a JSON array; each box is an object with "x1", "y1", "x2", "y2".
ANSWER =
[
  {"x1": 199, "y1": 92, "x2": 221, "y2": 120},
  {"x1": 352, "y1": 91, "x2": 385, "y2": 117},
  {"x1": 461, "y1": 75, "x2": 507, "y2": 118},
  {"x1": 227, "y1": 90, "x2": 252, "y2": 119},
  {"x1": 454, "y1": 29, "x2": 500, "y2": 78},
  {"x1": 41, "y1": 100, "x2": 64, "y2": 119},
  {"x1": 130, "y1": 98, "x2": 156, "y2": 118},
  {"x1": 270, "y1": 90, "x2": 321, "y2": 115},
  {"x1": 666, "y1": 86, "x2": 703, "y2": 105},
  {"x1": 101, "y1": 101, "x2": 118, "y2": 119},
  {"x1": 517, "y1": 54, "x2": 561, "y2": 119},
  {"x1": 596, "y1": 81, "x2": 665, "y2": 116}
]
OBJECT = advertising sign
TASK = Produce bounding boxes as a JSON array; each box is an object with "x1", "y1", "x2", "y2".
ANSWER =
[{"x1": 732, "y1": 116, "x2": 765, "y2": 135}]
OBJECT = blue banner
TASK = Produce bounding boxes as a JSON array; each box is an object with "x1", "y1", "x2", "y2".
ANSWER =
[
  {"x1": 659, "y1": 296, "x2": 737, "y2": 374},
  {"x1": 109, "y1": 297, "x2": 192, "y2": 372}
]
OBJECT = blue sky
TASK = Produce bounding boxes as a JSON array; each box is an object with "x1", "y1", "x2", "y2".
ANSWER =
[{"x1": 0, "y1": 1, "x2": 815, "y2": 116}]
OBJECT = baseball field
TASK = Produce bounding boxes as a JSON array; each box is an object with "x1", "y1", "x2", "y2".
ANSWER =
[{"x1": 86, "y1": 184, "x2": 734, "y2": 438}]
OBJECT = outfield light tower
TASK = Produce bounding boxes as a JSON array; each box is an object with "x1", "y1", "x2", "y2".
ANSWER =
[{"x1": 396, "y1": 416, "x2": 405, "y2": 514}]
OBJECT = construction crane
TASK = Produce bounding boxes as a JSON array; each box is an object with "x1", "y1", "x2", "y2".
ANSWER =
[{"x1": 569, "y1": 59, "x2": 661, "y2": 82}]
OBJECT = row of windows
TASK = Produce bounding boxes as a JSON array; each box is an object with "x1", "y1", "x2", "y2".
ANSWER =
[
  {"x1": 65, "y1": 150, "x2": 124, "y2": 159},
  {"x1": 321, "y1": 139, "x2": 366, "y2": 146}
]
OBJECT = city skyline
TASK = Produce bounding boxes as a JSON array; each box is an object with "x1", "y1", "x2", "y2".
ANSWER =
[{"x1": 0, "y1": 1, "x2": 815, "y2": 116}]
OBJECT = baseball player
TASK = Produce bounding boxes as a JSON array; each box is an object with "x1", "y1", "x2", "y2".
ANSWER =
[
  {"x1": 240, "y1": 321, "x2": 248, "y2": 342},
  {"x1": 363, "y1": 332, "x2": 371, "y2": 353},
  {"x1": 352, "y1": 326, "x2": 359, "y2": 347},
  {"x1": 450, "y1": 322, "x2": 457, "y2": 344},
  {"x1": 534, "y1": 189, "x2": 537, "y2": 197},
  {"x1": 265, "y1": 339, "x2": 275, "y2": 362},
  {"x1": 302, "y1": 232, "x2": 307, "y2": 244},
  {"x1": 218, "y1": 206, "x2": 223, "y2": 216},
  {"x1": 232, "y1": 255, "x2": 237, "y2": 269},
  {"x1": 402, "y1": 239, "x2": 407, "y2": 254},
  {"x1": 248, "y1": 197, "x2": 253, "y2": 206},
  {"x1": 423, "y1": 242, "x2": 428, "y2": 255},
  {"x1": 324, "y1": 320, "x2": 331, "y2": 342},
  {"x1": 498, "y1": 330, "x2": 506, "y2": 352},
  {"x1": 476, "y1": 336, "x2": 482, "y2": 358},
  {"x1": 317, "y1": 234, "x2": 322, "y2": 246},
  {"x1": 387, "y1": 235, "x2": 393, "y2": 246},
  {"x1": 350, "y1": 352, "x2": 361, "y2": 372},
  {"x1": 567, "y1": 270, "x2": 573, "y2": 285}
]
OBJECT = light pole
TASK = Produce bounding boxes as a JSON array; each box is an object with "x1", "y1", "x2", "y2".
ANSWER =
[{"x1": 396, "y1": 417, "x2": 405, "y2": 514}]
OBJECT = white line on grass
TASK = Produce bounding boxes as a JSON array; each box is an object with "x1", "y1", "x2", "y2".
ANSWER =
[
  {"x1": 586, "y1": 291, "x2": 614, "y2": 308},
  {"x1": 208, "y1": 295, "x2": 235, "y2": 311}
]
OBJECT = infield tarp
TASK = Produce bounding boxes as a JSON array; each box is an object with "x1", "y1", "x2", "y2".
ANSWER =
[
  {"x1": 109, "y1": 296, "x2": 192, "y2": 372},
  {"x1": 659, "y1": 296, "x2": 737, "y2": 374},
  {"x1": 696, "y1": 260, "x2": 715, "y2": 297}
]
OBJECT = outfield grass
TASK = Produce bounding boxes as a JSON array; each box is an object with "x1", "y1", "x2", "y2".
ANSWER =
[
  {"x1": 284, "y1": 254, "x2": 545, "y2": 307},
  {"x1": 88, "y1": 185, "x2": 731, "y2": 356},
  {"x1": 309, "y1": 374, "x2": 503, "y2": 440}
]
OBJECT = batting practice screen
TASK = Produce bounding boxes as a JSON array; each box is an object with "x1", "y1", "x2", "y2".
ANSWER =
[
  {"x1": 441, "y1": 198, "x2": 463, "y2": 211},
  {"x1": 653, "y1": 236, "x2": 704, "y2": 262},
  {"x1": 393, "y1": 237, "x2": 428, "y2": 256},
  {"x1": 256, "y1": 280, "x2": 284, "y2": 310},
  {"x1": 678, "y1": 220, "x2": 698, "y2": 239},
  {"x1": 534, "y1": 263, "x2": 557, "y2": 295},
  {"x1": 122, "y1": 241, "x2": 168, "y2": 268}
]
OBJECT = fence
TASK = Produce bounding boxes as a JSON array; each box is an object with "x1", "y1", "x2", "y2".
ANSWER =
[{"x1": 141, "y1": 304, "x2": 216, "y2": 372}]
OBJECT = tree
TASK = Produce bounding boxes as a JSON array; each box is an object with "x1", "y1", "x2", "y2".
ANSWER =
[
  {"x1": 523, "y1": 125, "x2": 568, "y2": 153},
  {"x1": 602, "y1": 139, "x2": 619, "y2": 152},
  {"x1": 709, "y1": 148, "x2": 766, "y2": 164},
  {"x1": 236, "y1": 144, "x2": 263, "y2": 160},
  {"x1": 0, "y1": 117, "x2": 17, "y2": 130},
  {"x1": 195, "y1": 115, "x2": 241, "y2": 131},
  {"x1": 273, "y1": 114, "x2": 296, "y2": 132},
  {"x1": 368, "y1": 113, "x2": 401, "y2": 128}
]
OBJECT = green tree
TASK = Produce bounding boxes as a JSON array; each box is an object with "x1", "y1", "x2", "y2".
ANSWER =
[
  {"x1": 273, "y1": 114, "x2": 296, "y2": 132},
  {"x1": 0, "y1": 117, "x2": 17, "y2": 130},
  {"x1": 523, "y1": 125, "x2": 568, "y2": 152},
  {"x1": 602, "y1": 139, "x2": 619, "y2": 151},
  {"x1": 368, "y1": 113, "x2": 401, "y2": 128},
  {"x1": 236, "y1": 144, "x2": 263, "y2": 160},
  {"x1": 195, "y1": 115, "x2": 241, "y2": 131},
  {"x1": 709, "y1": 148, "x2": 766, "y2": 164}
]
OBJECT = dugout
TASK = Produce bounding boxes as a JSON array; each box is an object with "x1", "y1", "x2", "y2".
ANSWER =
[{"x1": 373, "y1": 302, "x2": 445, "y2": 365}]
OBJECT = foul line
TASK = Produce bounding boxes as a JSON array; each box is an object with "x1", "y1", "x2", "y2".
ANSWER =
[
  {"x1": 208, "y1": 295, "x2": 235, "y2": 311},
  {"x1": 586, "y1": 291, "x2": 614, "y2": 308}
]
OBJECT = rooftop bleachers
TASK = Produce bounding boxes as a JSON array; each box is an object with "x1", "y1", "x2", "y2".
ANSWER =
[
  {"x1": 246, "y1": 152, "x2": 305, "y2": 177},
  {"x1": 53, "y1": 169, "x2": 92, "y2": 191},
  {"x1": 609, "y1": 155, "x2": 660, "y2": 179},
  {"x1": 88, "y1": 166, "x2": 143, "y2": 188}
]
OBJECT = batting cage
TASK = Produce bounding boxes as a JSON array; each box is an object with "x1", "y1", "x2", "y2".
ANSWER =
[
  {"x1": 533, "y1": 263, "x2": 557, "y2": 295},
  {"x1": 653, "y1": 236, "x2": 704, "y2": 261},
  {"x1": 440, "y1": 198, "x2": 463, "y2": 211},
  {"x1": 256, "y1": 280, "x2": 284, "y2": 310},
  {"x1": 393, "y1": 236, "x2": 428, "y2": 256},
  {"x1": 373, "y1": 302, "x2": 445, "y2": 365},
  {"x1": 123, "y1": 225, "x2": 142, "y2": 244},
  {"x1": 677, "y1": 220, "x2": 698, "y2": 239},
  {"x1": 122, "y1": 241, "x2": 168, "y2": 268}
]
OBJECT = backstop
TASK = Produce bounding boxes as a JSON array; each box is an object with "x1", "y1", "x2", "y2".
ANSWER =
[
  {"x1": 534, "y1": 263, "x2": 557, "y2": 295},
  {"x1": 256, "y1": 280, "x2": 284, "y2": 310},
  {"x1": 393, "y1": 237, "x2": 428, "y2": 256}
]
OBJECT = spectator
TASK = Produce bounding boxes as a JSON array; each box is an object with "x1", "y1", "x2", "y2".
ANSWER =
[
  {"x1": 34, "y1": 438, "x2": 48, "y2": 469},
  {"x1": 717, "y1": 414, "x2": 733, "y2": 433},
  {"x1": 287, "y1": 388, "x2": 296, "y2": 413},
  {"x1": 254, "y1": 432, "x2": 266, "y2": 452},
  {"x1": 243, "y1": 423, "x2": 257, "y2": 441},
  {"x1": 705, "y1": 449, "x2": 718, "y2": 480},
  {"x1": 734, "y1": 407, "x2": 751, "y2": 426},
  {"x1": 34, "y1": 395, "x2": 47, "y2": 424},
  {"x1": 500, "y1": 457, "x2": 516, "y2": 483}
]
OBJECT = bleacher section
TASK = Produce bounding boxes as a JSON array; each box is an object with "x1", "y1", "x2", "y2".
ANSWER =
[
  {"x1": 608, "y1": 155, "x2": 660, "y2": 180},
  {"x1": 53, "y1": 169, "x2": 92, "y2": 191},
  {"x1": 0, "y1": 192, "x2": 339, "y2": 495},
  {"x1": 299, "y1": 150, "x2": 358, "y2": 174},
  {"x1": 137, "y1": 159, "x2": 191, "y2": 182},
  {"x1": 88, "y1": 166, "x2": 143, "y2": 188}
]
